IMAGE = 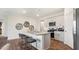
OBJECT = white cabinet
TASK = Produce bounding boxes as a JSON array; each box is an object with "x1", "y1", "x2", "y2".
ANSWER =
[
  {"x1": 54, "y1": 31, "x2": 64, "y2": 42},
  {"x1": 54, "y1": 31, "x2": 59, "y2": 40},
  {"x1": 36, "y1": 39, "x2": 41, "y2": 49},
  {"x1": 21, "y1": 32, "x2": 50, "y2": 50},
  {"x1": 31, "y1": 39, "x2": 41, "y2": 49},
  {"x1": 35, "y1": 34, "x2": 50, "y2": 50}
]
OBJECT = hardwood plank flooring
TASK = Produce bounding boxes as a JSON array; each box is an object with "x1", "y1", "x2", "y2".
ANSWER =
[
  {"x1": 48, "y1": 39, "x2": 72, "y2": 50},
  {"x1": 8, "y1": 39, "x2": 37, "y2": 50},
  {"x1": 7, "y1": 38, "x2": 72, "y2": 50}
]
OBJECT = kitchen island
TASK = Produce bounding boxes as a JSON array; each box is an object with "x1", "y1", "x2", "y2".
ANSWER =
[{"x1": 19, "y1": 31, "x2": 50, "y2": 50}]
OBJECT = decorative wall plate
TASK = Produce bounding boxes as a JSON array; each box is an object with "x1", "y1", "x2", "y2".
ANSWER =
[
  {"x1": 15, "y1": 23, "x2": 23, "y2": 30},
  {"x1": 0, "y1": 22, "x2": 2, "y2": 27},
  {"x1": 24, "y1": 21, "x2": 30, "y2": 27},
  {"x1": 0, "y1": 28, "x2": 2, "y2": 34},
  {"x1": 29, "y1": 25, "x2": 34, "y2": 31}
]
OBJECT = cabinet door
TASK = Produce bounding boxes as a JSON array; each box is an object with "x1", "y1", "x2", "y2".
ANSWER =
[
  {"x1": 36, "y1": 39, "x2": 41, "y2": 49},
  {"x1": 59, "y1": 32, "x2": 64, "y2": 42},
  {"x1": 31, "y1": 39, "x2": 41, "y2": 49},
  {"x1": 54, "y1": 31, "x2": 60, "y2": 40},
  {"x1": 54, "y1": 31, "x2": 64, "y2": 42},
  {"x1": 43, "y1": 34, "x2": 50, "y2": 49},
  {"x1": 31, "y1": 42, "x2": 37, "y2": 48}
]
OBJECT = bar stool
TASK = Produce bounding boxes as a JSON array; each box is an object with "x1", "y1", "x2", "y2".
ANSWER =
[
  {"x1": 19, "y1": 34, "x2": 37, "y2": 50},
  {"x1": 26, "y1": 37, "x2": 37, "y2": 49}
]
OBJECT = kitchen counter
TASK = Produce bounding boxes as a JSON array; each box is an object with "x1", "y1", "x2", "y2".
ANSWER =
[
  {"x1": 19, "y1": 31, "x2": 50, "y2": 50},
  {"x1": 30, "y1": 32, "x2": 50, "y2": 35},
  {"x1": 48, "y1": 28, "x2": 64, "y2": 32}
]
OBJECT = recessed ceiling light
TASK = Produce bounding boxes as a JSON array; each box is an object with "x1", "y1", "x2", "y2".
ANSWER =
[
  {"x1": 22, "y1": 10, "x2": 27, "y2": 14},
  {"x1": 36, "y1": 14, "x2": 39, "y2": 16}
]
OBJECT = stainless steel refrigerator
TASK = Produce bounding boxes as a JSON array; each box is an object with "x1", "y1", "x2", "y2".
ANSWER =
[{"x1": 74, "y1": 8, "x2": 79, "y2": 49}]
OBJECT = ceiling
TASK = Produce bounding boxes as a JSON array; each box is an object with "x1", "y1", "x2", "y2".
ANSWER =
[{"x1": 0, "y1": 8, "x2": 64, "y2": 19}]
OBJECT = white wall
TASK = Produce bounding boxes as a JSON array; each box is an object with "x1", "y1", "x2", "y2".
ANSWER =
[
  {"x1": 40, "y1": 10, "x2": 74, "y2": 49},
  {"x1": 64, "y1": 8, "x2": 74, "y2": 48},
  {"x1": 40, "y1": 12, "x2": 64, "y2": 31},
  {"x1": 5, "y1": 15, "x2": 40, "y2": 40},
  {"x1": 4, "y1": 12, "x2": 64, "y2": 40}
]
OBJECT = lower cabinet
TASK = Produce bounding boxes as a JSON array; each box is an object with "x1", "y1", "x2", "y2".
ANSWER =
[
  {"x1": 54, "y1": 31, "x2": 64, "y2": 42},
  {"x1": 31, "y1": 34, "x2": 50, "y2": 50},
  {"x1": 19, "y1": 32, "x2": 50, "y2": 50},
  {"x1": 31, "y1": 39, "x2": 41, "y2": 49},
  {"x1": 36, "y1": 39, "x2": 41, "y2": 49}
]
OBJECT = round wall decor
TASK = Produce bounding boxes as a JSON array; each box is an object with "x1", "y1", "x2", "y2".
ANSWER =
[
  {"x1": 24, "y1": 21, "x2": 30, "y2": 27},
  {"x1": 0, "y1": 22, "x2": 2, "y2": 27},
  {"x1": 29, "y1": 25, "x2": 34, "y2": 31},
  {"x1": 15, "y1": 23, "x2": 23, "y2": 30}
]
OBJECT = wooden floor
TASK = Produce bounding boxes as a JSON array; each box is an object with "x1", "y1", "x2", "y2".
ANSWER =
[
  {"x1": 8, "y1": 39, "x2": 37, "y2": 50},
  {"x1": 48, "y1": 39, "x2": 72, "y2": 50},
  {"x1": 8, "y1": 38, "x2": 72, "y2": 50}
]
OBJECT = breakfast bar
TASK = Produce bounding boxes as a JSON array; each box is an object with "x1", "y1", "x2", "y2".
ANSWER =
[{"x1": 19, "y1": 32, "x2": 50, "y2": 50}]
